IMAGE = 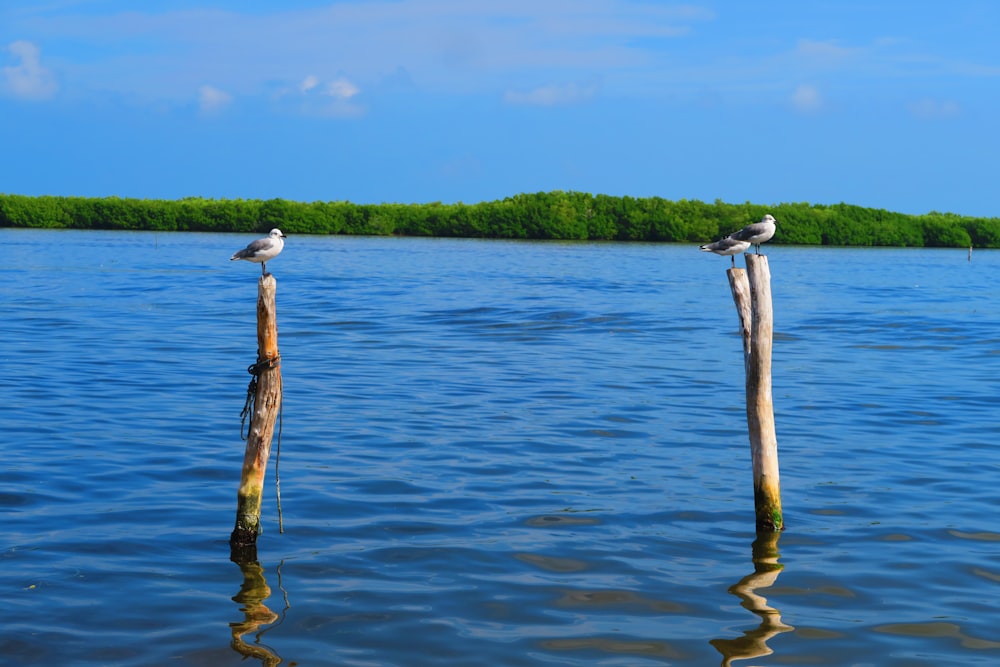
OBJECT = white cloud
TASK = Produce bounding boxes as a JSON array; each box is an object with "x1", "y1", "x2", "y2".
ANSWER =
[
  {"x1": 504, "y1": 81, "x2": 598, "y2": 106},
  {"x1": 299, "y1": 74, "x2": 320, "y2": 93},
  {"x1": 2, "y1": 40, "x2": 58, "y2": 100},
  {"x1": 17, "y1": 2, "x2": 993, "y2": 119},
  {"x1": 325, "y1": 77, "x2": 359, "y2": 99},
  {"x1": 198, "y1": 84, "x2": 232, "y2": 114},
  {"x1": 295, "y1": 75, "x2": 358, "y2": 99},
  {"x1": 2, "y1": 2, "x2": 709, "y2": 104},
  {"x1": 907, "y1": 97, "x2": 960, "y2": 120},
  {"x1": 795, "y1": 39, "x2": 859, "y2": 63},
  {"x1": 280, "y1": 75, "x2": 365, "y2": 117},
  {"x1": 790, "y1": 84, "x2": 823, "y2": 113}
]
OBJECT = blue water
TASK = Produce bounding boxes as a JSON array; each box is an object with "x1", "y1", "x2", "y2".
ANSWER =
[{"x1": 3, "y1": 229, "x2": 1000, "y2": 666}]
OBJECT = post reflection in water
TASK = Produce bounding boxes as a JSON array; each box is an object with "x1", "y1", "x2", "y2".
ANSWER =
[
  {"x1": 710, "y1": 531, "x2": 794, "y2": 666},
  {"x1": 230, "y1": 558, "x2": 289, "y2": 667}
]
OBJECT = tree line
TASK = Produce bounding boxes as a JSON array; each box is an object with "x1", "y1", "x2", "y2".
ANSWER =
[{"x1": 1, "y1": 191, "x2": 997, "y2": 247}]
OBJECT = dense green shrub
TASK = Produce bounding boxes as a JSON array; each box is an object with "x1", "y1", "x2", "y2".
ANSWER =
[{"x1": 1, "y1": 192, "x2": 995, "y2": 248}]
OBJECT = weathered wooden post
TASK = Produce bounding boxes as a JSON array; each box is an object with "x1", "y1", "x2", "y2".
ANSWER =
[
  {"x1": 230, "y1": 274, "x2": 282, "y2": 560},
  {"x1": 727, "y1": 254, "x2": 783, "y2": 531}
]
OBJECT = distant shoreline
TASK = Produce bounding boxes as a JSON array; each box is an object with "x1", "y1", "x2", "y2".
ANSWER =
[{"x1": 1, "y1": 192, "x2": 995, "y2": 248}]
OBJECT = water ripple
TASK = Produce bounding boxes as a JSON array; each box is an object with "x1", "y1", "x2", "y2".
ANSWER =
[{"x1": 3, "y1": 232, "x2": 1000, "y2": 665}]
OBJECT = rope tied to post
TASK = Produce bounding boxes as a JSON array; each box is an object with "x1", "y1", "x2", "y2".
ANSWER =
[
  {"x1": 240, "y1": 354, "x2": 281, "y2": 438},
  {"x1": 239, "y1": 352, "x2": 285, "y2": 534}
]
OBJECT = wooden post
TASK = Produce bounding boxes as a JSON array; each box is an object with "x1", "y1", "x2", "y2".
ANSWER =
[
  {"x1": 727, "y1": 255, "x2": 783, "y2": 532},
  {"x1": 727, "y1": 268, "x2": 752, "y2": 356},
  {"x1": 230, "y1": 274, "x2": 282, "y2": 560}
]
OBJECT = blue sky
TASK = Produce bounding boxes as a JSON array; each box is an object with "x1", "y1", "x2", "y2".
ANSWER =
[{"x1": 2, "y1": 1, "x2": 999, "y2": 216}]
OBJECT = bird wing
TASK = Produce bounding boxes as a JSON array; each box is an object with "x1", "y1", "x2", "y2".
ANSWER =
[
  {"x1": 244, "y1": 238, "x2": 277, "y2": 257},
  {"x1": 729, "y1": 223, "x2": 765, "y2": 241}
]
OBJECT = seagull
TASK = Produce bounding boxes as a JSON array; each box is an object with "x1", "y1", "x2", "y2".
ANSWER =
[
  {"x1": 230, "y1": 228, "x2": 286, "y2": 275},
  {"x1": 699, "y1": 237, "x2": 751, "y2": 266},
  {"x1": 728, "y1": 214, "x2": 776, "y2": 254}
]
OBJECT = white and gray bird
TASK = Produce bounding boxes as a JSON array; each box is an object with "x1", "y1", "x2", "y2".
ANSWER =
[
  {"x1": 230, "y1": 228, "x2": 286, "y2": 275},
  {"x1": 728, "y1": 214, "x2": 776, "y2": 254},
  {"x1": 699, "y1": 237, "x2": 751, "y2": 266}
]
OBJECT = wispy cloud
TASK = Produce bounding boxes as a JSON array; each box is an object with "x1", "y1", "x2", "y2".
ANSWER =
[
  {"x1": 198, "y1": 84, "x2": 232, "y2": 114},
  {"x1": 9, "y1": 1, "x2": 995, "y2": 121},
  {"x1": 315, "y1": 76, "x2": 364, "y2": 117},
  {"x1": 1, "y1": 1, "x2": 710, "y2": 105},
  {"x1": 790, "y1": 84, "x2": 823, "y2": 113},
  {"x1": 276, "y1": 74, "x2": 364, "y2": 117},
  {"x1": 299, "y1": 75, "x2": 320, "y2": 94},
  {"x1": 325, "y1": 77, "x2": 359, "y2": 100},
  {"x1": 794, "y1": 38, "x2": 860, "y2": 63},
  {"x1": 504, "y1": 80, "x2": 599, "y2": 106},
  {"x1": 907, "y1": 97, "x2": 960, "y2": 120},
  {"x1": 1, "y1": 40, "x2": 58, "y2": 100}
]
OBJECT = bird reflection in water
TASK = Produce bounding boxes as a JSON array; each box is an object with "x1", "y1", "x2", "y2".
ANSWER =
[
  {"x1": 230, "y1": 558, "x2": 289, "y2": 667},
  {"x1": 710, "y1": 531, "x2": 793, "y2": 666}
]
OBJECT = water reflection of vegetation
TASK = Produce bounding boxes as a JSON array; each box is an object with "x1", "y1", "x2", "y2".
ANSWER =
[
  {"x1": 710, "y1": 532, "x2": 793, "y2": 666},
  {"x1": 230, "y1": 559, "x2": 289, "y2": 667}
]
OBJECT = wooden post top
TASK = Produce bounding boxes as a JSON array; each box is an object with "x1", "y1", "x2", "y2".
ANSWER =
[{"x1": 256, "y1": 274, "x2": 279, "y2": 361}]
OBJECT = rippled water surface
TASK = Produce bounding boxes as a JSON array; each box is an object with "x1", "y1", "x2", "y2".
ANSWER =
[{"x1": 4, "y1": 229, "x2": 1000, "y2": 666}]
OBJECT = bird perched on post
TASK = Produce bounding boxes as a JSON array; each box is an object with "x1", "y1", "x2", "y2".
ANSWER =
[
  {"x1": 728, "y1": 214, "x2": 776, "y2": 254},
  {"x1": 230, "y1": 229, "x2": 286, "y2": 275},
  {"x1": 699, "y1": 237, "x2": 751, "y2": 266}
]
